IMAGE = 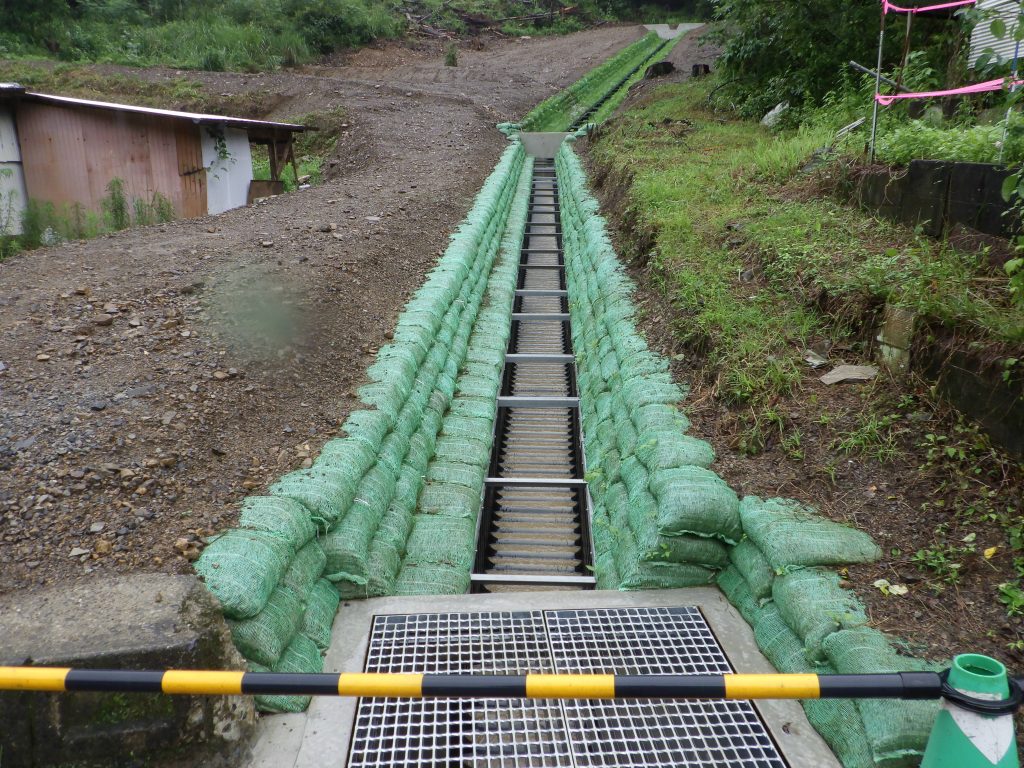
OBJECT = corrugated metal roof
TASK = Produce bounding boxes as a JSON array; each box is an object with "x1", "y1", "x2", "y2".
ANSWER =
[
  {"x1": 970, "y1": 0, "x2": 1023, "y2": 67},
  {"x1": 0, "y1": 85, "x2": 305, "y2": 133}
]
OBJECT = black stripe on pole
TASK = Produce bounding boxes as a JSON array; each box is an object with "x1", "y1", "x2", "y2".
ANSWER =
[
  {"x1": 615, "y1": 675, "x2": 726, "y2": 699},
  {"x1": 65, "y1": 670, "x2": 164, "y2": 693},
  {"x1": 422, "y1": 675, "x2": 529, "y2": 697},
  {"x1": 240, "y1": 673, "x2": 342, "y2": 696},
  {"x1": 817, "y1": 672, "x2": 942, "y2": 699}
]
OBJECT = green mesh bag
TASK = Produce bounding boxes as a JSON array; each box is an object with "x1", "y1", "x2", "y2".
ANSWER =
[
  {"x1": 650, "y1": 466, "x2": 741, "y2": 542},
  {"x1": 753, "y1": 603, "x2": 815, "y2": 673},
  {"x1": 302, "y1": 579, "x2": 341, "y2": 650},
  {"x1": 425, "y1": 460, "x2": 487, "y2": 491},
  {"x1": 822, "y1": 627, "x2": 942, "y2": 766},
  {"x1": 728, "y1": 539, "x2": 775, "y2": 600},
  {"x1": 773, "y1": 569, "x2": 868, "y2": 661},
  {"x1": 803, "y1": 697, "x2": 876, "y2": 768},
  {"x1": 270, "y1": 468, "x2": 356, "y2": 529},
  {"x1": 280, "y1": 540, "x2": 326, "y2": 600},
  {"x1": 394, "y1": 562, "x2": 471, "y2": 595},
  {"x1": 715, "y1": 566, "x2": 763, "y2": 627},
  {"x1": 635, "y1": 434, "x2": 715, "y2": 471},
  {"x1": 237, "y1": 496, "x2": 318, "y2": 549},
  {"x1": 638, "y1": 533, "x2": 729, "y2": 568},
  {"x1": 254, "y1": 633, "x2": 323, "y2": 714},
  {"x1": 403, "y1": 515, "x2": 476, "y2": 571},
  {"x1": 228, "y1": 585, "x2": 304, "y2": 667},
  {"x1": 416, "y1": 482, "x2": 481, "y2": 518},
  {"x1": 195, "y1": 530, "x2": 294, "y2": 620},
  {"x1": 740, "y1": 496, "x2": 881, "y2": 570}
]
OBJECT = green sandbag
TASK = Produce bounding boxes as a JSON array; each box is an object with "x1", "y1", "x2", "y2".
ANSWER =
[
  {"x1": 302, "y1": 579, "x2": 341, "y2": 650},
  {"x1": 416, "y1": 482, "x2": 480, "y2": 518},
  {"x1": 195, "y1": 530, "x2": 294, "y2": 620},
  {"x1": 270, "y1": 467, "x2": 356, "y2": 529},
  {"x1": 728, "y1": 539, "x2": 775, "y2": 600},
  {"x1": 753, "y1": 603, "x2": 815, "y2": 673},
  {"x1": 238, "y1": 496, "x2": 318, "y2": 548},
  {"x1": 773, "y1": 569, "x2": 868, "y2": 661},
  {"x1": 636, "y1": 527, "x2": 730, "y2": 568},
  {"x1": 635, "y1": 434, "x2": 715, "y2": 470},
  {"x1": 425, "y1": 460, "x2": 486, "y2": 491},
  {"x1": 822, "y1": 627, "x2": 942, "y2": 766},
  {"x1": 228, "y1": 585, "x2": 303, "y2": 667},
  {"x1": 616, "y1": 529, "x2": 716, "y2": 590},
  {"x1": 650, "y1": 466, "x2": 741, "y2": 542},
  {"x1": 316, "y1": 437, "x2": 377, "y2": 491},
  {"x1": 280, "y1": 540, "x2": 326, "y2": 600},
  {"x1": 254, "y1": 633, "x2": 323, "y2": 714},
  {"x1": 803, "y1": 697, "x2": 876, "y2": 768},
  {"x1": 740, "y1": 496, "x2": 881, "y2": 570},
  {"x1": 716, "y1": 566, "x2": 763, "y2": 627},
  {"x1": 403, "y1": 515, "x2": 476, "y2": 570},
  {"x1": 394, "y1": 562, "x2": 471, "y2": 595},
  {"x1": 431, "y1": 434, "x2": 491, "y2": 465}
]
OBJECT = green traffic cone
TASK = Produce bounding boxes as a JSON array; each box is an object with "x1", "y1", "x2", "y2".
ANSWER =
[{"x1": 921, "y1": 654, "x2": 1018, "y2": 768}]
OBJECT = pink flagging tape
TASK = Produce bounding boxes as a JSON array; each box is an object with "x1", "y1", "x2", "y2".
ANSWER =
[
  {"x1": 882, "y1": 0, "x2": 975, "y2": 14},
  {"x1": 874, "y1": 77, "x2": 1023, "y2": 104}
]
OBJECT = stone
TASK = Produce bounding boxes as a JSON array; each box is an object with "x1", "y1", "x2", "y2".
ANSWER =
[
  {"x1": 0, "y1": 574, "x2": 254, "y2": 767},
  {"x1": 68, "y1": 547, "x2": 90, "y2": 557},
  {"x1": 89, "y1": 522, "x2": 105, "y2": 533},
  {"x1": 35, "y1": 353, "x2": 51, "y2": 362},
  {"x1": 93, "y1": 315, "x2": 114, "y2": 327},
  {"x1": 820, "y1": 365, "x2": 879, "y2": 385}
]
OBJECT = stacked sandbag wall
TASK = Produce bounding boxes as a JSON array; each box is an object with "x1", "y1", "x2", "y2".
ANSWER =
[
  {"x1": 193, "y1": 143, "x2": 532, "y2": 712},
  {"x1": 556, "y1": 140, "x2": 945, "y2": 767},
  {"x1": 556, "y1": 141, "x2": 741, "y2": 590},
  {"x1": 521, "y1": 33, "x2": 671, "y2": 132}
]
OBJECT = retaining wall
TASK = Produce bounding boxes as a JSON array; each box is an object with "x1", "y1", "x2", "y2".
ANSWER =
[
  {"x1": 557, "y1": 140, "x2": 944, "y2": 768},
  {"x1": 194, "y1": 143, "x2": 532, "y2": 712}
]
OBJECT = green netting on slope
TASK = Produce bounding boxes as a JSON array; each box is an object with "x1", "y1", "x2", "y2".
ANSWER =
[
  {"x1": 822, "y1": 628, "x2": 943, "y2": 767},
  {"x1": 194, "y1": 530, "x2": 294, "y2": 620},
  {"x1": 302, "y1": 579, "x2": 341, "y2": 651},
  {"x1": 773, "y1": 569, "x2": 868, "y2": 662},
  {"x1": 729, "y1": 539, "x2": 775, "y2": 600},
  {"x1": 237, "y1": 496, "x2": 318, "y2": 549},
  {"x1": 740, "y1": 496, "x2": 882, "y2": 570},
  {"x1": 253, "y1": 633, "x2": 323, "y2": 714},
  {"x1": 228, "y1": 585, "x2": 304, "y2": 667}
]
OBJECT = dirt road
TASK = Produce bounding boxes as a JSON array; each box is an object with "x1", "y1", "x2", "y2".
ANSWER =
[{"x1": 0, "y1": 26, "x2": 643, "y2": 592}]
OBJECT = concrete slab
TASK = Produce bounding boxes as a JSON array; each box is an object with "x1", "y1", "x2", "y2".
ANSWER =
[
  {"x1": 520, "y1": 132, "x2": 570, "y2": 159},
  {"x1": 252, "y1": 588, "x2": 842, "y2": 768},
  {"x1": 642, "y1": 22, "x2": 705, "y2": 40}
]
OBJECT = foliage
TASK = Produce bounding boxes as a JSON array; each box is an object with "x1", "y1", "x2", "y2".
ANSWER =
[
  {"x1": 874, "y1": 118, "x2": 1024, "y2": 165},
  {"x1": 710, "y1": 0, "x2": 966, "y2": 118},
  {"x1": 444, "y1": 43, "x2": 458, "y2": 67},
  {"x1": 103, "y1": 178, "x2": 130, "y2": 231}
]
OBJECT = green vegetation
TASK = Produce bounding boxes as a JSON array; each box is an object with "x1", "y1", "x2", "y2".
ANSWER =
[
  {"x1": 0, "y1": 0, "x2": 712, "y2": 73},
  {"x1": 252, "y1": 106, "x2": 348, "y2": 190},
  {"x1": 520, "y1": 32, "x2": 675, "y2": 131}
]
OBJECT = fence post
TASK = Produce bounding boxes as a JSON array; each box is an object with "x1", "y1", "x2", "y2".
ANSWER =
[{"x1": 921, "y1": 654, "x2": 1019, "y2": 768}]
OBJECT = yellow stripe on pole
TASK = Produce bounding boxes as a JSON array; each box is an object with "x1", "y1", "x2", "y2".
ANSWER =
[
  {"x1": 338, "y1": 673, "x2": 424, "y2": 697},
  {"x1": 0, "y1": 666, "x2": 70, "y2": 691},
  {"x1": 724, "y1": 674, "x2": 820, "y2": 700},
  {"x1": 162, "y1": 670, "x2": 244, "y2": 695},
  {"x1": 526, "y1": 674, "x2": 616, "y2": 699}
]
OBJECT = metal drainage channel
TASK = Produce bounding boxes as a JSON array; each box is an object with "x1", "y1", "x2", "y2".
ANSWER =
[
  {"x1": 568, "y1": 42, "x2": 671, "y2": 131},
  {"x1": 471, "y1": 158, "x2": 594, "y2": 593},
  {"x1": 347, "y1": 606, "x2": 789, "y2": 767}
]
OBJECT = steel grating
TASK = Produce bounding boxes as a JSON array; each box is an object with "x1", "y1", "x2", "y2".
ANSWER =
[{"x1": 347, "y1": 606, "x2": 788, "y2": 768}]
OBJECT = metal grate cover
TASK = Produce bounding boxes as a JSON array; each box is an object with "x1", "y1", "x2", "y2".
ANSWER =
[{"x1": 348, "y1": 606, "x2": 788, "y2": 768}]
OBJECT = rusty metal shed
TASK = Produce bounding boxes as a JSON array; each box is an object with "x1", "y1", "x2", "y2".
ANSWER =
[{"x1": 0, "y1": 84, "x2": 307, "y2": 235}]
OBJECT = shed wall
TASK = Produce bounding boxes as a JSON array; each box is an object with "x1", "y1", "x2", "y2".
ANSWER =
[
  {"x1": 970, "y1": 0, "x2": 1022, "y2": 67},
  {"x1": 0, "y1": 107, "x2": 27, "y2": 235},
  {"x1": 201, "y1": 126, "x2": 252, "y2": 215},
  {"x1": 15, "y1": 102, "x2": 207, "y2": 221}
]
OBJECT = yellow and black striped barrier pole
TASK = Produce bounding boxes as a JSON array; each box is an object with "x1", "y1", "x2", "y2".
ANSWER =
[{"x1": 0, "y1": 668, "x2": 947, "y2": 700}]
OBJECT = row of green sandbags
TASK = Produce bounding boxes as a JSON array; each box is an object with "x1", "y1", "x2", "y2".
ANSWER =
[
  {"x1": 521, "y1": 33, "x2": 668, "y2": 132},
  {"x1": 194, "y1": 144, "x2": 529, "y2": 709},
  {"x1": 555, "y1": 141, "x2": 740, "y2": 590},
  {"x1": 718, "y1": 496, "x2": 941, "y2": 768}
]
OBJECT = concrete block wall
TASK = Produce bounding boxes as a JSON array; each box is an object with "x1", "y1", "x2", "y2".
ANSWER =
[
  {"x1": 194, "y1": 143, "x2": 531, "y2": 711},
  {"x1": 556, "y1": 140, "x2": 944, "y2": 768}
]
